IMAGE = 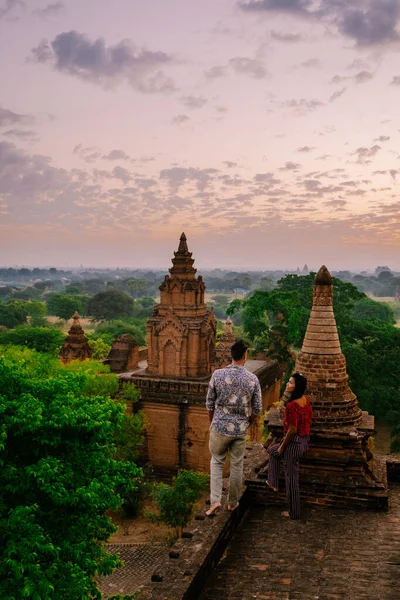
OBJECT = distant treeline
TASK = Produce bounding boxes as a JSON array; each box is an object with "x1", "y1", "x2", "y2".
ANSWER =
[{"x1": 1, "y1": 265, "x2": 400, "y2": 298}]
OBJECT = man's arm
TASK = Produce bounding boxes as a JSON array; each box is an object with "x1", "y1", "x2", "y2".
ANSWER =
[
  {"x1": 249, "y1": 378, "x2": 262, "y2": 424},
  {"x1": 206, "y1": 374, "x2": 217, "y2": 425}
]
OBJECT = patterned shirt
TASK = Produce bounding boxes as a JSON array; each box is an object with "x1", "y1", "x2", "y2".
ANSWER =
[{"x1": 206, "y1": 364, "x2": 262, "y2": 437}]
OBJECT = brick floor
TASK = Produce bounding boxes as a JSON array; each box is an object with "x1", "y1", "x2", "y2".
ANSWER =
[
  {"x1": 201, "y1": 483, "x2": 400, "y2": 600},
  {"x1": 99, "y1": 544, "x2": 167, "y2": 597}
]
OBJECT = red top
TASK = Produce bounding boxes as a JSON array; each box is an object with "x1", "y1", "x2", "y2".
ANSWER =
[{"x1": 284, "y1": 398, "x2": 313, "y2": 437}]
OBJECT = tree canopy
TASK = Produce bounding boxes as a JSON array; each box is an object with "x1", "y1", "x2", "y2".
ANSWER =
[
  {"x1": 0, "y1": 347, "x2": 140, "y2": 600},
  {"x1": 47, "y1": 294, "x2": 90, "y2": 320},
  {"x1": 87, "y1": 290, "x2": 135, "y2": 322}
]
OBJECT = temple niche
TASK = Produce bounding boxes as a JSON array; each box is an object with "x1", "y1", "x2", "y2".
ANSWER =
[
  {"x1": 59, "y1": 312, "x2": 93, "y2": 364},
  {"x1": 146, "y1": 232, "x2": 217, "y2": 379}
]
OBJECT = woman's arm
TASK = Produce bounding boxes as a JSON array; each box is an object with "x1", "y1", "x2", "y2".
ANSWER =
[{"x1": 278, "y1": 425, "x2": 297, "y2": 454}]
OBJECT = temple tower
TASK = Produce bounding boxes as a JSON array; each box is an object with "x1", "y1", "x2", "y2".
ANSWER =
[
  {"x1": 59, "y1": 312, "x2": 93, "y2": 364},
  {"x1": 146, "y1": 233, "x2": 217, "y2": 378}
]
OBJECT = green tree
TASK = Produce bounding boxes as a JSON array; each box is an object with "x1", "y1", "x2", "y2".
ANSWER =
[
  {"x1": 0, "y1": 302, "x2": 28, "y2": 329},
  {"x1": 90, "y1": 319, "x2": 146, "y2": 346},
  {"x1": 0, "y1": 347, "x2": 140, "y2": 600},
  {"x1": 0, "y1": 326, "x2": 65, "y2": 355},
  {"x1": 88, "y1": 291, "x2": 135, "y2": 322},
  {"x1": 47, "y1": 295, "x2": 88, "y2": 320},
  {"x1": 150, "y1": 470, "x2": 209, "y2": 535},
  {"x1": 352, "y1": 297, "x2": 395, "y2": 324},
  {"x1": 88, "y1": 337, "x2": 111, "y2": 361}
]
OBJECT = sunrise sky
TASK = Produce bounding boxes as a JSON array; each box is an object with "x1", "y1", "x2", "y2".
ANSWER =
[{"x1": 1, "y1": 0, "x2": 400, "y2": 270}]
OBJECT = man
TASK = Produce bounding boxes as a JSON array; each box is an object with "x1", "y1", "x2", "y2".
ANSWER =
[{"x1": 206, "y1": 339, "x2": 262, "y2": 515}]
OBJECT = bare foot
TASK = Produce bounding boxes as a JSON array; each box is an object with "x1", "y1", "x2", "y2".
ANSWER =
[
  {"x1": 281, "y1": 511, "x2": 290, "y2": 518},
  {"x1": 267, "y1": 481, "x2": 278, "y2": 493},
  {"x1": 227, "y1": 502, "x2": 239, "y2": 511},
  {"x1": 206, "y1": 502, "x2": 221, "y2": 516}
]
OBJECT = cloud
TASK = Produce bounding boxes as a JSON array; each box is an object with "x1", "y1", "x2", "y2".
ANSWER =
[
  {"x1": 284, "y1": 97, "x2": 324, "y2": 115},
  {"x1": 240, "y1": 0, "x2": 400, "y2": 47},
  {"x1": 31, "y1": 31, "x2": 176, "y2": 93},
  {"x1": 329, "y1": 87, "x2": 347, "y2": 102},
  {"x1": 32, "y1": 2, "x2": 64, "y2": 17},
  {"x1": 239, "y1": 0, "x2": 312, "y2": 14},
  {"x1": 301, "y1": 58, "x2": 320, "y2": 68},
  {"x1": 73, "y1": 144, "x2": 101, "y2": 163},
  {"x1": 331, "y1": 70, "x2": 374, "y2": 85},
  {"x1": 354, "y1": 144, "x2": 382, "y2": 163},
  {"x1": 228, "y1": 57, "x2": 268, "y2": 79},
  {"x1": 181, "y1": 95, "x2": 207, "y2": 109},
  {"x1": 0, "y1": 0, "x2": 24, "y2": 20},
  {"x1": 270, "y1": 30, "x2": 302, "y2": 42},
  {"x1": 112, "y1": 166, "x2": 131, "y2": 184},
  {"x1": 2, "y1": 129, "x2": 38, "y2": 141},
  {"x1": 172, "y1": 114, "x2": 190, "y2": 125},
  {"x1": 159, "y1": 167, "x2": 219, "y2": 191},
  {"x1": 391, "y1": 75, "x2": 400, "y2": 85},
  {"x1": 279, "y1": 161, "x2": 301, "y2": 171},
  {"x1": 338, "y1": 1, "x2": 400, "y2": 46},
  {"x1": 374, "y1": 135, "x2": 390, "y2": 142},
  {"x1": 0, "y1": 106, "x2": 33, "y2": 127},
  {"x1": 204, "y1": 65, "x2": 227, "y2": 79},
  {"x1": 297, "y1": 146, "x2": 315, "y2": 153},
  {"x1": 102, "y1": 149, "x2": 130, "y2": 161}
]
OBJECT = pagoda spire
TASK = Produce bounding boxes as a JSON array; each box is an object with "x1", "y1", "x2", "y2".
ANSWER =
[
  {"x1": 295, "y1": 265, "x2": 362, "y2": 427},
  {"x1": 169, "y1": 232, "x2": 197, "y2": 279}
]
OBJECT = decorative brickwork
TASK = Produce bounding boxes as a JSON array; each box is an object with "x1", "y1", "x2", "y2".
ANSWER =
[
  {"x1": 103, "y1": 334, "x2": 139, "y2": 373},
  {"x1": 146, "y1": 233, "x2": 217, "y2": 379},
  {"x1": 59, "y1": 312, "x2": 93, "y2": 364}
]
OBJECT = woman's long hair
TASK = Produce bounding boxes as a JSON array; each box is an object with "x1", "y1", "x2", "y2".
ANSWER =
[{"x1": 288, "y1": 373, "x2": 307, "y2": 402}]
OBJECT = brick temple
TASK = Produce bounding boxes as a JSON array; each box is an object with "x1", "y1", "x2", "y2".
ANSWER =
[
  {"x1": 59, "y1": 312, "x2": 93, "y2": 364},
  {"x1": 249, "y1": 266, "x2": 388, "y2": 509},
  {"x1": 120, "y1": 233, "x2": 282, "y2": 472}
]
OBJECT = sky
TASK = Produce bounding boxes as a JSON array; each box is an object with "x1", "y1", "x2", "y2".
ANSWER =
[{"x1": 1, "y1": 0, "x2": 400, "y2": 271}]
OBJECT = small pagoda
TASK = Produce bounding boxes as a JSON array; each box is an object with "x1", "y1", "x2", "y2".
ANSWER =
[
  {"x1": 146, "y1": 232, "x2": 217, "y2": 378},
  {"x1": 212, "y1": 317, "x2": 236, "y2": 371},
  {"x1": 250, "y1": 266, "x2": 388, "y2": 510},
  {"x1": 59, "y1": 312, "x2": 93, "y2": 364}
]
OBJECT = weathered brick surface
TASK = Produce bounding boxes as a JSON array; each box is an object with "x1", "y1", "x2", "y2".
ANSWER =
[{"x1": 201, "y1": 483, "x2": 400, "y2": 600}]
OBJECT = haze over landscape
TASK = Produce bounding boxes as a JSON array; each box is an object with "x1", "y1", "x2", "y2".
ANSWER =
[{"x1": 1, "y1": 0, "x2": 400, "y2": 269}]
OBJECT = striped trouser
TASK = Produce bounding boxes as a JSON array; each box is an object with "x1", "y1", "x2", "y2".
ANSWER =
[{"x1": 267, "y1": 435, "x2": 309, "y2": 520}]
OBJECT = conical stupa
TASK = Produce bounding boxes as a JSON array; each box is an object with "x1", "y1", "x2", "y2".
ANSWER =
[
  {"x1": 296, "y1": 265, "x2": 362, "y2": 428},
  {"x1": 59, "y1": 312, "x2": 93, "y2": 364}
]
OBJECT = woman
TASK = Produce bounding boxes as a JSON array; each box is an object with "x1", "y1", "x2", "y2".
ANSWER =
[{"x1": 267, "y1": 373, "x2": 312, "y2": 520}]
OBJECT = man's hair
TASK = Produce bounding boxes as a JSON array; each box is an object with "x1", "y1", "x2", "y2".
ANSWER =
[{"x1": 231, "y1": 339, "x2": 248, "y2": 361}]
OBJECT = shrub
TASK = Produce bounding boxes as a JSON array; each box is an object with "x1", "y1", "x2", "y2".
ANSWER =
[{"x1": 150, "y1": 470, "x2": 209, "y2": 535}]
